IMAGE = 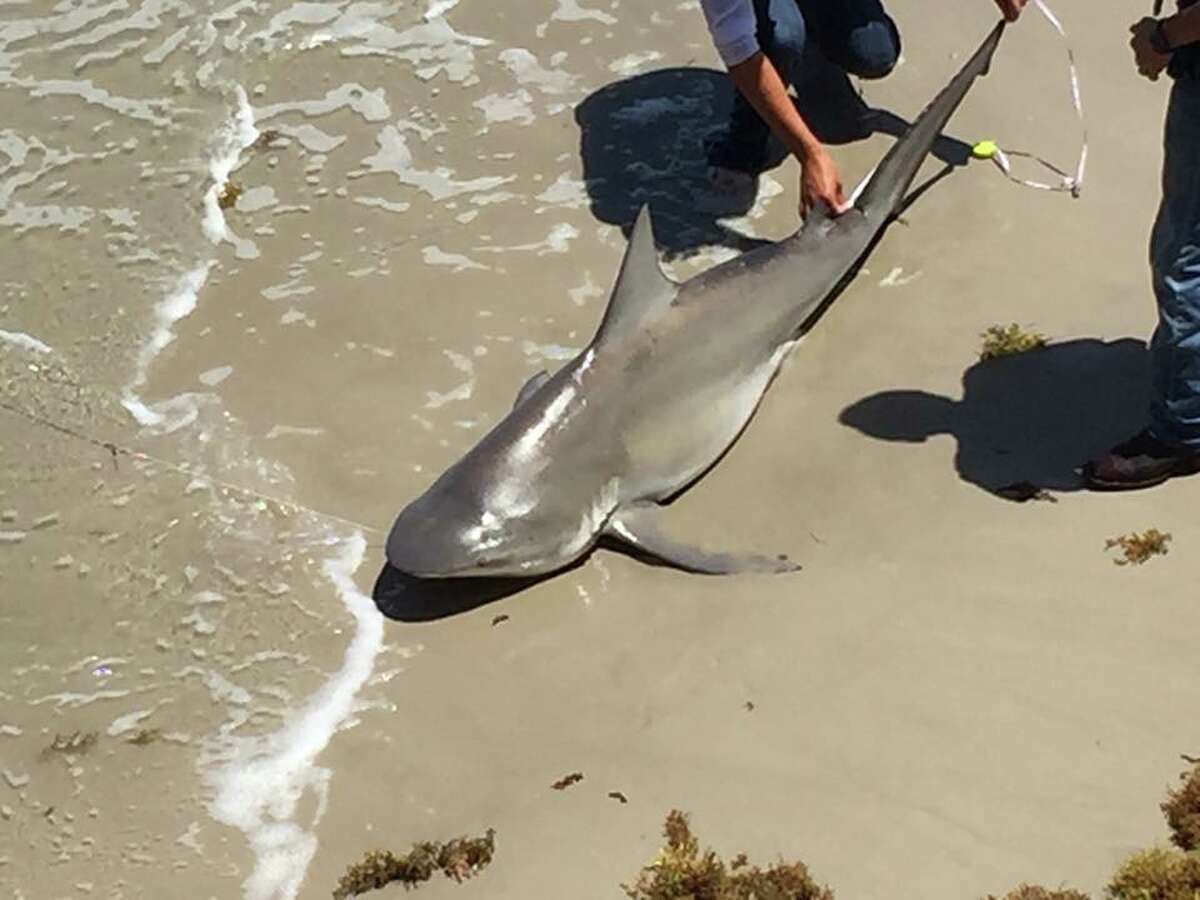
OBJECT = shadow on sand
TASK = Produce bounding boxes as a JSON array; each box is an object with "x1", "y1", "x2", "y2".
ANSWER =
[
  {"x1": 372, "y1": 538, "x2": 690, "y2": 622},
  {"x1": 838, "y1": 338, "x2": 1150, "y2": 496},
  {"x1": 574, "y1": 56, "x2": 973, "y2": 259}
]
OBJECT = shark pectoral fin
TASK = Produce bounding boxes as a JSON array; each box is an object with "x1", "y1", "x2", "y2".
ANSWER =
[
  {"x1": 605, "y1": 505, "x2": 800, "y2": 575},
  {"x1": 513, "y1": 369, "x2": 550, "y2": 409}
]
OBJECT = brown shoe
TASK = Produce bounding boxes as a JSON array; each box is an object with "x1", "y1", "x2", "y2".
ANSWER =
[{"x1": 1083, "y1": 429, "x2": 1200, "y2": 491}]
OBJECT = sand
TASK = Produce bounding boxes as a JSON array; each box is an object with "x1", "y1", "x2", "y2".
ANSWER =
[{"x1": 1, "y1": 0, "x2": 1198, "y2": 898}]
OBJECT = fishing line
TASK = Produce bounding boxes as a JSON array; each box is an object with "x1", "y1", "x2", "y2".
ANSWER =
[
  {"x1": 972, "y1": 0, "x2": 1088, "y2": 197},
  {"x1": 0, "y1": 397, "x2": 384, "y2": 536}
]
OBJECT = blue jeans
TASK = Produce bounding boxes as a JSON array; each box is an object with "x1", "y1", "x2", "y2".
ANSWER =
[
  {"x1": 712, "y1": 0, "x2": 901, "y2": 173},
  {"x1": 1149, "y1": 77, "x2": 1200, "y2": 449}
]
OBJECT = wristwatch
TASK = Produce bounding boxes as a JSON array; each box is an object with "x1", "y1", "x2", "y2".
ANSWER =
[{"x1": 1150, "y1": 18, "x2": 1174, "y2": 55}]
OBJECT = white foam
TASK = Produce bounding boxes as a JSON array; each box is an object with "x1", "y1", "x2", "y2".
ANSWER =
[
  {"x1": 362, "y1": 125, "x2": 513, "y2": 201},
  {"x1": 0, "y1": 329, "x2": 53, "y2": 354},
  {"x1": 202, "y1": 85, "x2": 260, "y2": 255},
  {"x1": 421, "y1": 245, "x2": 488, "y2": 272},
  {"x1": 473, "y1": 90, "x2": 535, "y2": 126},
  {"x1": 352, "y1": 195, "x2": 411, "y2": 215},
  {"x1": 107, "y1": 708, "x2": 155, "y2": 737},
  {"x1": 609, "y1": 51, "x2": 662, "y2": 76},
  {"x1": 499, "y1": 48, "x2": 577, "y2": 95},
  {"x1": 424, "y1": 350, "x2": 476, "y2": 409},
  {"x1": 879, "y1": 266, "x2": 920, "y2": 288},
  {"x1": 425, "y1": 0, "x2": 460, "y2": 19},
  {"x1": 568, "y1": 271, "x2": 604, "y2": 306},
  {"x1": 256, "y1": 84, "x2": 391, "y2": 125},
  {"x1": 523, "y1": 340, "x2": 579, "y2": 362},
  {"x1": 613, "y1": 94, "x2": 705, "y2": 125},
  {"x1": 207, "y1": 533, "x2": 383, "y2": 900},
  {"x1": 552, "y1": 0, "x2": 617, "y2": 25},
  {"x1": 122, "y1": 264, "x2": 212, "y2": 431},
  {"x1": 127, "y1": 264, "x2": 211, "y2": 390},
  {"x1": 199, "y1": 365, "x2": 233, "y2": 386},
  {"x1": 339, "y1": 18, "x2": 490, "y2": 84},
  {"x1": 535, "y1": 173, "x2": 588, "y2": 209},
  {"x1": 476, "y1": 222, "x2": 578, "y2": 255}
]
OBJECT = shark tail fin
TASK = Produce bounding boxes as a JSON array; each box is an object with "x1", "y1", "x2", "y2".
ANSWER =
[{"x1": 854, "y1": 21, "x2": 1005, "y2": 220}]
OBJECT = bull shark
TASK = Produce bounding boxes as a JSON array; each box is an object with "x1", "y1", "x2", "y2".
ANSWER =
[{"x1": 386, "y1": 22, "x2": 1005, "y2": 579}]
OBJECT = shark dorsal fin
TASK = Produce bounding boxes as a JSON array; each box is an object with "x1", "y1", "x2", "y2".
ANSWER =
[{"x1": 592, "y1": 205, "x2": 676, "y2": 348}]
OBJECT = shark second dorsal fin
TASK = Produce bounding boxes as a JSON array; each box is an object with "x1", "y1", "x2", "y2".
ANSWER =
[{"x1": 592, "y1": 205, "x2": 677, "y2": 348}]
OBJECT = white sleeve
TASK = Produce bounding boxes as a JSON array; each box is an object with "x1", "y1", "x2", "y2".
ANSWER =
[{"x1": 699, "y1": 0, "x2": 760, "y2": 68}]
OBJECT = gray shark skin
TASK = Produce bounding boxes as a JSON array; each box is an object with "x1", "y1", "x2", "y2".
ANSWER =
[{"x1": 387, "y1": 23, "x2": 1005, "y2": 579}]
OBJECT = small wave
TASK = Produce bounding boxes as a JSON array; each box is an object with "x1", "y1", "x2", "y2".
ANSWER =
[{"x1": 206, "y1": 532, "x2": 384, "y2": 900}]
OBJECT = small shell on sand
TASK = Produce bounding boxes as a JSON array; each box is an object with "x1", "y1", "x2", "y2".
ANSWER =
[
  {"x1": 53, "y1": 555, "x2": 74, "y2": 570},
  {"x1": 32, "y1": 513, "x2": 60, "y2": 529}
]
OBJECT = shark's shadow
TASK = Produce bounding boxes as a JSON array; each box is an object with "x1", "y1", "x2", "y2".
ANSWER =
[
  {"x1": 574, "y1": 56, "x2": 973, "y2": 259},
  {"x1": 838, "y1": 338, "x2": 1150, "y2": 495},
  {"x1": 372, "y1": 537, "x2": 689, "y2": 622}
]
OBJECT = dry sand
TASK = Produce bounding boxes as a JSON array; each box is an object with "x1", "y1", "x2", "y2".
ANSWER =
[{"x1": 1, "y1": 0, "x2": 1198, "y2": 898}]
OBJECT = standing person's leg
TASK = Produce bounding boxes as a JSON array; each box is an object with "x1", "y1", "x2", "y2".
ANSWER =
[
  {"x1": 1149, "y1": 79, "x2": 1200, "y2": 450},
  {"x1": 798, "y1": 0, "x2": 900, "y2": 80},
  {"x1": 708, "y1": 0, "x2": 808, "y2": 176},
  {"x1": 1086, "y1": 78, "x2": 1200, "y2": 488}
]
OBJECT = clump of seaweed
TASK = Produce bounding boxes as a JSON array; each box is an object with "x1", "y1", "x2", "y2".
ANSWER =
[
  {"x1": 1107, "y1": 847, "x2": 1200, "y2": 900},
  {"x1": 217, "y1": 181, "x2": 243, "y2": 210},
  {"x1": 1105, "y1": 529, "x2": 1172, "y2": 566},
  {"x1": 332, "y1": 829, "x2": 495, "y2": 899},
  {"x1": 552, "y1": 772, "x2": 584, "y2": 791},
  {"x1": 126, "y1": 728, "x2": 162, "y2": 747},
  {"x1": 40, "y1": 731, "x2": 97, "y2": 760},
  {"x1": 983, "y1": 885, "x2": 1091, "y2": 900},
  {"x1": 980, "y1": 324, "x2": 1049, "y2": 361},
  {"x1": 1162, "y1": 762, "x2": 1200, "y2": 852},
  {"x1": 622, "y1": 810, "x2": 833, "y2": 900},
  {"x1": 251, "y1": 129, "x2": 280, "y2": 151}
]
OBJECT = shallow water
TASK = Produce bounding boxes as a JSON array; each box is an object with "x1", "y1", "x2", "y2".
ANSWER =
[{"x1": 0, "y1": 1, "x2": 791, "y2": 896}]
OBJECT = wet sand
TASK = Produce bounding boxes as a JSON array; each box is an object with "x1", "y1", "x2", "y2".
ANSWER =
[{"x1": 2, "y1": 0, "x2": 1198, "y2": 898}]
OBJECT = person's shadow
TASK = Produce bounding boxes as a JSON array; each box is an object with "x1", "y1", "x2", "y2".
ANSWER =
[
  {"x1": 838, "y1": 338, "x2": 1150, "y2": 496},
  {"x1": 574, "y1": 52, "x2": 973, "y2": 260}
]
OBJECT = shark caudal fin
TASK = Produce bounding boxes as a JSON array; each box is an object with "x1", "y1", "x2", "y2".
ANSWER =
[{"x1": 854, "y1": 21, "x2": 1005, "y2": 220}]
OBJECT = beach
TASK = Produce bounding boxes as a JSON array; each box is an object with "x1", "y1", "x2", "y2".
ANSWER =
[{"x1": 1, "y1": 0, "x2": 1198, "y2": 898}]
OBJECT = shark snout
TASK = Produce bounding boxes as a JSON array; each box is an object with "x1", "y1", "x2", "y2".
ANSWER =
[{"x1": 385, "y1": 495, "x2": 485, "y2": 578}]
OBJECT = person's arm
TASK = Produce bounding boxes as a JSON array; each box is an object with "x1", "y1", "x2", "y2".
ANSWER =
[
  {"x1": 1131, "y1": 4, "x2": 1200, "y2": 80},
  {"x1": 726, "y1": 52, "x2": 846, "y2": 216},
  {"x1": 1161, "y1": 4, "x2": 1200, "y2": 48}
]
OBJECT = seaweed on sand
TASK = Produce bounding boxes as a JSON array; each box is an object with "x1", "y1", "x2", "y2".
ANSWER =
[
  {"x1": 332, "y1": 829, "x2": 495, "y2": 898},
  {"x1": 1107, "y1": 847, "x2": 1200, "y2": 900},
  {"x1": 552, "y1": 772, "x2": 584, "y2": 790},
  {"x1": 40, "y1": 731, "x2": 97, "y2": 759},
  {"x1": 622, "y1": 810, "x2": 833, "y2": 900},
  {"x1": 983, "y1": 886, "x2": 1091, "y2": 900},
  {"x1": 1105, "y1": 529, "x2": 1172, "y2": 566},
  {"x1": 980, "y1": 324, "x2": 1049, "y2": 361},
  {"x1": 1163, "y1": 761, "x2": 1200, "y2": 852},
  {"x1": 126, "y1": 728, "x2": 162, "y2": 746}
]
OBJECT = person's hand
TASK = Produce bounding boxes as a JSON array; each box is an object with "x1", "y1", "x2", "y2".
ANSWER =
[
  {"x1": 799, "y1": 146, "x2": 847, "y2": 218},
  {"x1": 993, "y1": 0, "x2": 1027, "y2": 22},
  {"x1": 1130, "y1": 17, "x2": 1172, "y2": 80}
]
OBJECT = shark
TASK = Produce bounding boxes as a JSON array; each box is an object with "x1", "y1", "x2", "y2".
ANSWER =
[{"x1": 385, "y1": 22, "x2": 1006, "y2": 579}]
